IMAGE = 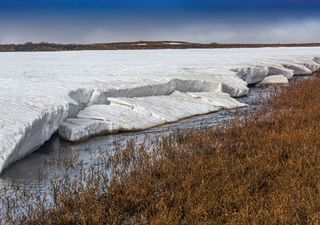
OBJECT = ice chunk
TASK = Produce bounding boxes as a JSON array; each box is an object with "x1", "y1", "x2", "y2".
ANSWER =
[
  {"x1": 314, "y1": 57, "x2": 320, "y2": 64},
  {"x1": 0, "y1": 103, "x2": 69, "y2": 172},
  {"x1": 282, "y1": 63, "x2": 312, "y2": 75},
  {"x1": 60, "y1": 91, "x2": 246, "y2": 141},
  {"x1": 301, "y1": 61, "x2": 320, "y2": 72},
  {"x1": 88, "y1": 77, "x2": 249, "y2": 106},
  {"x1": 267, "y1": 65, "x2": 294, "y2": 79},
  {"x1": 58, "y1": 118, "x2": 121, "y2": 142},
  {"x1": 109, "y1": 91, "x2": 221, "y2": 121},
  {"x1": 257, "y1": 75, "x2": 289, "y2": 85},
  {"x1": 186, "y1": 92, "x2": 247, "y2": 109},
  {"x1": 232, "y1": 66, "x2": 268, "y2": 84}
]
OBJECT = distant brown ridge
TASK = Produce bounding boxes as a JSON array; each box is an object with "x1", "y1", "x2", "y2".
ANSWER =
[{"x1": 1, "y1": 41, "x2": 320, "y2": 52}]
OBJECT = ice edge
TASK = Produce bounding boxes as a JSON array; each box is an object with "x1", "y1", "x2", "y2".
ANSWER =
[{"x1": 0, "y1": 57, "x2": 319, "y2": 173}]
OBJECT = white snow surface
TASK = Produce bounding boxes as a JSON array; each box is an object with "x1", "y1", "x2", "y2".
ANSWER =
[{"x1": 0, "y1": 47, "x2": 320, "y2": 172}]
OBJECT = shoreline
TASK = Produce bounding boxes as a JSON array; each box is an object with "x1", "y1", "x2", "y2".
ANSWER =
[
  {"x1": 2, "y1": 74, "x2": 320, "y2": 224},
  {"x1": 0, "y1": 72, "x2": 317, "y2": 182},
  {"x1": 1, "y1": 41, "x2": 320, "y2": 52}
]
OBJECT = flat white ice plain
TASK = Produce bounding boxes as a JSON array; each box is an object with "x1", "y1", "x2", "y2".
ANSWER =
[{"x1": 0, "y1": 47, "x2": 319, "y2": 172}]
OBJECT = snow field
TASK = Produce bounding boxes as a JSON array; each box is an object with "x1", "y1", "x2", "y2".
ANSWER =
[{"x1": 0, "y1": 47, "x2": 319, "y2": 172}]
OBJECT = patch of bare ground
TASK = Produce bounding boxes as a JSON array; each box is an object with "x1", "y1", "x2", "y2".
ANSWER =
[{"x1": 2, "y1": 75, "x2": 320, "y2": 224}]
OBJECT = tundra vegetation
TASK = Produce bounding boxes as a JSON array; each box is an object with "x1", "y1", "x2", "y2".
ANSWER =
[
  {"x1": 1, "y1": 73, "x2": 320, "y2": 224},
  {"x1": 1, "y1": 41, "x2": 320, "y2": 51}
]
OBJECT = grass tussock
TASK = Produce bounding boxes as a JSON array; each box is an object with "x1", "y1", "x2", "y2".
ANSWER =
[{"x1": 2, "y1": 76, "x2": 320, "y2": 224}]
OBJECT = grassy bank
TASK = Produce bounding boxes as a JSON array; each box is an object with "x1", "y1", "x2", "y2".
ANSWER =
[{"x1": 2, "y1": 75, "x2": 320, "y2": 224}]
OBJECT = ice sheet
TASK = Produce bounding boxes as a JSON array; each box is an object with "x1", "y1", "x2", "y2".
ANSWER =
[
  {"x1": 0, "y1": 47, "x2": 319, "y2": 172},
  {"x1": 258, "y1": 75, "x2": 289, "y2": 85},
  {"x1": 59, "y1": 91, "x2": 245, "y2": 141}
]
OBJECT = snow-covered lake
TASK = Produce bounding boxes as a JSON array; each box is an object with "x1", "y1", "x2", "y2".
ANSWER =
[{"x1": 0, "y1": 47, "x2": 319, "y2": 173}]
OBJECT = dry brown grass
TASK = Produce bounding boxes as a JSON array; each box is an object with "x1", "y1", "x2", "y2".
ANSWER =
[
  {"x1": 1, "y1": 41, "x2": 320, "y2": 52},
  {"x1": 2, "y1": 76, "x2": 320, "y2": 224}
]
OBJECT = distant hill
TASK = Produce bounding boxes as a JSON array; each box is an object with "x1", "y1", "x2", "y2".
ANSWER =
[{"x1": 1, "y1": 41, "x2": 320, "y2": 52}]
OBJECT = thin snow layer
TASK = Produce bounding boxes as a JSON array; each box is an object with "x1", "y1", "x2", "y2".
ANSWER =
[{"x1": 0, "y1": 47, "x2": 320, "y2": 172}]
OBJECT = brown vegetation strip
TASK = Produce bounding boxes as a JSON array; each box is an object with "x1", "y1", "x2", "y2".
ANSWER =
[
  {"x1": 2, "y1": 76, "x2": 320, "y2": 224},
  {"x1": 1, "y1": 41, "x2": 320, "y2": 52}
]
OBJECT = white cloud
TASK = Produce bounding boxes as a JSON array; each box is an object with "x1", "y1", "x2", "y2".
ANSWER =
[{"x1": 0, "y1": 17, "x2": 319, "y2": 44}]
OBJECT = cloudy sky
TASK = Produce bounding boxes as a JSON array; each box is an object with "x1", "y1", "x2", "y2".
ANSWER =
[{"x1": 0, "y1": 0, "x2": 320, "y2": 44}]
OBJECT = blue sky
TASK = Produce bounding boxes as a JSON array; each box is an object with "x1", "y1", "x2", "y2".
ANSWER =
[
  {"x1": 1, "y1": 0, "x2": 320, "y2": 12},
  {"x1": 0, "y1": 0, "x2": 319, "y2": 43}
]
